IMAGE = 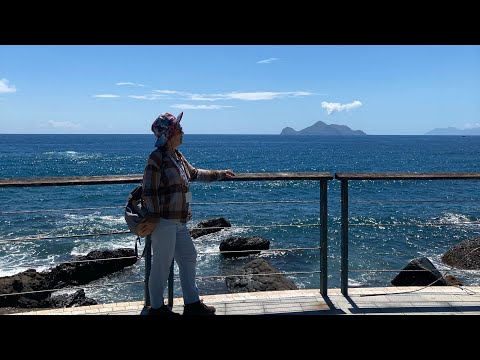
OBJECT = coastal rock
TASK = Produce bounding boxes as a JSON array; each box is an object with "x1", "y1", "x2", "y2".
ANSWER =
[
  {"x1": 190, "y1": 217, "x2": 231, "y2": 239},
  {"x1": 0, "y1": 269, "x2": 50, "y2": 308},
  {"x1": 46, "y1": 248, "x2": 137, "y2": 287},
  {"x1": 48, "y1": 289, "x2": 97, "y2": 308},
  {"x1": 219, "y1": 236, "x2": 270, "y2": 258},
  {"x1": 441, "y1": 237, "x2": 480, "y2": 269},
  {"x1": 391, "y1": 257, "x2": 460, "y2": 286},
  {"x1": 0, "y1": 248, "x2": 137, "y2": 308},
  {"x1": 225, "y1": 258, "x2": 297, "y2": 293}
]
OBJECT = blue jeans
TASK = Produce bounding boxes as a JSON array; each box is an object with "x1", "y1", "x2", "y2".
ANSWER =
[{"x1": 149, "y1": 218, "x2": 200, "y2": 308}]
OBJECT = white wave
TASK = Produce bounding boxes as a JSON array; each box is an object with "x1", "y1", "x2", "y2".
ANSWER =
[
  {"x1": 43, "y1": 151, "x2": 102, "y2": 160},
  {"x1": 348, "y1": 277, "x2": 365, "y2": 287},
  {"x1": 70, "y1": 237, "x2": 135, "y2": 256},
  {"x1": 430, "y1": 254, "x2": 480, "y2": 286},
  {"x1": 190, "y1": 225, "x2": 249, "y2": 243},
  {"x1": 64, "y1": 213, "x2": 125, "y2": 225},
  {"x1": 0, "y1": 263, "x2": 52, "y2": 277},
  {"x1": 0, "y1": 267, "x2": 28, "y2": 277},
  {"x1": 433, "y1": 212, "x2": 476, "y2": 225}
]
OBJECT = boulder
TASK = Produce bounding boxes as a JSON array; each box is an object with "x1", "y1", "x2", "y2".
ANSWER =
[
  {"x1": 0, "y1": 248, "x2": 137, "y2": 308},
  {"x1": 391, "y1": 257, "x2": 460, "y2": 286},
  {"x1": 0, "y1": 269, "x2": 50, "y2": 308},
  {"x1": 219, "y1": 236, "x2": 270, "y2": 258},
  {"x1": 46, "y1": 248, "x2": 137, "y2": 288},
  {"x1": 48, "y1": 289, "x2": 97, "y2": 308},
  {"x1": 191, "y1": 217, "x2": 231, "y2": 239},
  {"x1": 225, "y1": 258, "x2": 298, "y2": 293},
  {"x1": 442, "y1": 237, "x2": 480, "y2": 269}
]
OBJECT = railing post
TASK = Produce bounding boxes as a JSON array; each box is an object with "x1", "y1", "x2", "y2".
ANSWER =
[
  {"x1": 320, "y1": 179, "x2": 328, "y2": 295},
  {"x1": 340, "y1": 179, "x2": 349, "y2": 296},
  {"x1": 144, "y1": 234, "x2": 152, "y2": 307}
]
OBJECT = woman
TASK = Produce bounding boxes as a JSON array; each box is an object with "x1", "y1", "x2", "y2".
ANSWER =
[{"x1": 138, "y1": 112, "x2": 235, "y2": 316}]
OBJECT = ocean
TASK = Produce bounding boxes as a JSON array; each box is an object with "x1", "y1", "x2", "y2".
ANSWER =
[{"x1": 1, "y1": 134, "x2": 480, "y2": 304}]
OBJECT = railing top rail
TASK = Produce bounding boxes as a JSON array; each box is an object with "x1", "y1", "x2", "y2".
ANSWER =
[
  {"x1": 0, "y1": 172, "x2": 333, "y2": 188},
  {"x1": 0, "y1": 175, "x2": 143, "y2": 188},
  {"x1": 335, "y1": 172, "x2": 480, "y2": 181}
]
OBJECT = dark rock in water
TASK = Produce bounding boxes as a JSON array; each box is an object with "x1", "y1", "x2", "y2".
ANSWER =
[
  {"x1": 46, "y1": 248, "x2": 137, "y2": 288},
  {"x1": 391, "y1": 257, "x2": 456, "y2": 286},
  {"x1": 0, "y1": 248, "x2": 137, "y2": 308},
  {"x1": 225, "y1": 258, "x2": 298, "y2": 293},
  {"x1": 219, "y1": 236, "x2": 270, "y2": 258},
  {"x1": 0, "y1": 269, "x2": 50, "y2": 308},
  {"x1": 48, "y1": 289, "x2": 97, "y2": 308},
  {"x1": 442, "y1": 237, "x2": 480, "y2": 269},
  {"x1": 190, "y1": 217, "x2": 231, "y2": 239}
]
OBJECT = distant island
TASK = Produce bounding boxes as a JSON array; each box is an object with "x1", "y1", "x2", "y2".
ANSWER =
[
  {"x1": 425, "y1": 127, "x2": 480, "y2": 135},
  {"x1": 280, "y1": 121, "x2": 367, "y2": 135}
]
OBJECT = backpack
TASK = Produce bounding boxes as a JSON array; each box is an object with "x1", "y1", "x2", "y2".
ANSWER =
[{"x1": 124, "y1": 184, "x2": 152, "y2": 237}]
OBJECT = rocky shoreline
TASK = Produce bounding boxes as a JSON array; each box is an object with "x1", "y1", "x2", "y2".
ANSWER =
[{"x1": 2, "y1": 217, "x2": 479, "y2": 312}]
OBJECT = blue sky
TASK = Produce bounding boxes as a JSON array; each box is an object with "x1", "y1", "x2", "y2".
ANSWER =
[{"x1": 1, "y1": 45, "x2": 479, "y2": 135}]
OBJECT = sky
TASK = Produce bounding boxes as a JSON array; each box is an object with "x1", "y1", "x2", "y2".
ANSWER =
[{"x1": 0, "y1": 45, "x2": 479, "y2": 135}]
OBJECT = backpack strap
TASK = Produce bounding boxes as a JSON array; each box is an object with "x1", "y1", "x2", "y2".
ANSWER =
[{"x1": 135, "y1": 236, "x2": 142, "y2": 259}]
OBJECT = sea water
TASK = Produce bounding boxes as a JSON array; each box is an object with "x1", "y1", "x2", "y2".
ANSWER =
[{"x1": 1, "y1": 134, "x2": 480, "y2": 304}]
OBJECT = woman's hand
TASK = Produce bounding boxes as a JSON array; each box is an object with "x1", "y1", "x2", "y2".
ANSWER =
[
  {"x1": 137, "y1": 217, "x2": 158, "y2": 237},
  {"x1": 219, "y1": 169, "x2": 235, "y2": 180}
]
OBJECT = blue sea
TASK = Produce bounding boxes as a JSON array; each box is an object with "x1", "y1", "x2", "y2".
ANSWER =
[{"x1": 1, "y1": 134, "x2": 480, "y2": 304}]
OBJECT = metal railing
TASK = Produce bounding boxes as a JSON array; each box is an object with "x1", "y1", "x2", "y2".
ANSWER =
[
  {"x1": 3, "y1": 172, "x2": 479, "y2": 307},
  {"x1": 0, "y1": 172, "x2": 333, "y2": 308},
  {"x1": 335, "y1": 172, "x2": 480, "y2": 296}
]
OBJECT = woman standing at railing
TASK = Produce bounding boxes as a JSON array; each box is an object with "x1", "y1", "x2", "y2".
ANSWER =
[{"x1": 138, "y1": 111, "x2": 235, "y2": 316}]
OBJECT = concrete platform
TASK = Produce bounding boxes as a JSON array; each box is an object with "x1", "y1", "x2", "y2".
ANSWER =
[{"x1": 9, "y1": 286, "x2": 480, "y2": 315}]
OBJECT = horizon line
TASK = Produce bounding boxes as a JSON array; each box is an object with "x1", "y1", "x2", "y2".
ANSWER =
[{"x1": 2, "y1": 133, "x2": 478, "y2": 136}]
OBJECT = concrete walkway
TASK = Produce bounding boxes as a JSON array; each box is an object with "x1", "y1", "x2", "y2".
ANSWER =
[{"x1": 10, "y1": 286, "x2": 480, "y2": 315}]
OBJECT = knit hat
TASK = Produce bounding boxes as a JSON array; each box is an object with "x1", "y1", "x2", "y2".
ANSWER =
[{"x1": 151, "y1": 112, "x2": 183, "y2": 147}]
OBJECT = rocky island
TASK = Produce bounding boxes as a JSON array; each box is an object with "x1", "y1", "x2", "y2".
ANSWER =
[
  {"x1": 425, "y1": 127, "x2": 480, "y2": 135},
  {"x1": 280, "y1": 120, "x2": 367, "y2": 135}
]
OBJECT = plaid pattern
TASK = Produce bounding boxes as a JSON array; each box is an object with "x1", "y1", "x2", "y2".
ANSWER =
[{"x1": 142, "y1": 149, "x2": 221, "y2": 222}]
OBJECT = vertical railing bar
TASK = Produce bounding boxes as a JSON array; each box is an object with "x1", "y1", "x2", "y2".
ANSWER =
[
  {"x1": 320, "y1": 179, "x2": 328, "y2": 295},
  {"x1": 340, "y1": 179, "x2": 349, "y2": 296},
  {"x1": 144, "y1": 234, "x2": 152, "y2": 307}
]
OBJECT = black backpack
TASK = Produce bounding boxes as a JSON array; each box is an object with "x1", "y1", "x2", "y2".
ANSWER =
[{"x1": 124, "y1": 184, "x2": 150, "y2": 237}]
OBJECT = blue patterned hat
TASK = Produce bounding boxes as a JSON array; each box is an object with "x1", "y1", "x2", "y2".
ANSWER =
[{"x1": 151, "y1": 112, "x2": 183, "y2": 147}]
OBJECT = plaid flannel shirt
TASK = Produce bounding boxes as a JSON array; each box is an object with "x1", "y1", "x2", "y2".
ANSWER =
[{"x1": 142, "y1": 148, "x2": 221, "y2": 222}]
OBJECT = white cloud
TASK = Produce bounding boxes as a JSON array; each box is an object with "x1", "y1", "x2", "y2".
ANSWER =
[
  {"x1": 93, "y1": 94, "x2": 120, "y2": 98},
  {"x1": 257, "y1": 58, "x2": 279, "y2": 64},
  {"x1": 152, "y1": 90, "x2": 185, "y2": 94},
  {"x1": 47, "y1": 120, "x2": 81, "y2": 129},
  {"x1": 116, "y1": 82, "x2": 145, "y2": 87},
  {"x1": 0, "y1": 78, "x2": 16, "y2": 93},
  {"x1": 463, "y1": 122, "x2": 480, "y2": 129},
  {"x1": 321, "y1": 100, "x2": 362, "y2": 115},
  {"x1": 153, "y1": 90, "x2": 219, "y2": 100},
  {"x1": 188, "y1": 94, "x2": 223, "y2": 101},
  {"x1": 171, "y1": 104, "x2": 233, "y2": 110},
  {"x1": 128, "y1": 94, "x2": 166, "y2": 100},
  {"x1": 224, "y1": 91, "x2": 313, "y2": 101},
  {"x1": 126, "y1": 89, "x2": 314, "y2": 102}
]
